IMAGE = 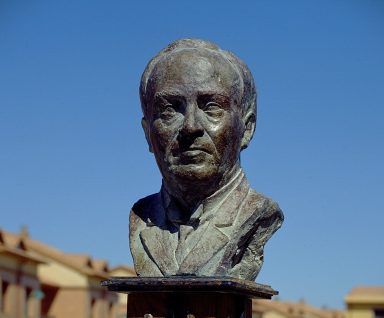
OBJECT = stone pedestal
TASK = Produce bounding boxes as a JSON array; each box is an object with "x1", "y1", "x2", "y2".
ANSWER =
[{"x1": 102, "y1": 276, "x2": 277, "y2": 318}]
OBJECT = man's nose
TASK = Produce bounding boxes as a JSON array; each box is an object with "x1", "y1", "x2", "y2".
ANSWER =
[{"x1": 178, "y1": 103, "x2": 204, "y2": 141}]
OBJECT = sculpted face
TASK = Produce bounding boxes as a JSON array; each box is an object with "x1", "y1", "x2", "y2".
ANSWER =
[{"x1": 143, "y1": 49, "x2": 247, "y2": 196}]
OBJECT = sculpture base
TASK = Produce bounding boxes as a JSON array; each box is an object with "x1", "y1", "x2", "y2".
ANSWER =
[{"x1": 102, "y1": 277, "x2": 278, "y2": 318}]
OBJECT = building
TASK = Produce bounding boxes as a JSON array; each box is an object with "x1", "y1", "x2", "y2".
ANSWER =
[
  {"x1": 345, "y1": 287, "x2": 384, "y2": 318},
  {"x1": 0, "y1": 228, "x2": 118, "y2": 318},
  {"x1": 253, "y1": 299, "x2": 345, "y2": 318},
  {"x1": 2, "y1": 227, "x2": 382, "y2": 318},
  {"x1": 0, "y1": 229, "x2": 45, "y2": 318},
  {"x1": 108, "y1": 266, "x2": 136, "y2": 318}
]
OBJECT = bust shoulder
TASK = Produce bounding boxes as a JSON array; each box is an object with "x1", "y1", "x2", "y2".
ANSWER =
[
  {"x1": 130, "y1": 192, "x2": 166, "y2": 227},
  {"x1": 231, "y1": 188, "x2": 284, "y2": 234},
  {"x1": 249, "y1": 188, "x2": 283, "y2": 215}
]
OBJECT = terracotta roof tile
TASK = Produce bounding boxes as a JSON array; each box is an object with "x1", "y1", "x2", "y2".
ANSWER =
[
  {"x1": 25, "y1": 236, "x2": 109, "y2": 279},
  {"x1": 93, "y1": 259, "x2": 109, "y2": 272},
  {"x1": 0, "y1": 229, "x2": 45, "y2": 264},
  {"x1": 348, "y1": 287, "x2": 384, "y2": 295},
  {"x1": 345, "y1": 286, "x2": 384, "y2": 304},
  {"x1": 109, "y1": 265, "x2": 136, "y2": 276}
]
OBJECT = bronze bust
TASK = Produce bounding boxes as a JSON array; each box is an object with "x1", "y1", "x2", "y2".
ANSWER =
[{"x1": 129, "y1": 39, "x2": 283, "y2": 281}]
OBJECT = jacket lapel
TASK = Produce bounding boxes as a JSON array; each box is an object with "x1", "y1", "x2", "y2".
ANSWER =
[
  {"x1": 178, "y1": 223, "x2": 229, "y2": 273},
  {"x1": 140, "y1": 226, "x2": 179, "y2": 275},
  {"x1": 213, "y1": 175, "x2": 250, "y2": 227},
  {"x1": 178, "y1": 176, "x2": 250, "y2": 273}
]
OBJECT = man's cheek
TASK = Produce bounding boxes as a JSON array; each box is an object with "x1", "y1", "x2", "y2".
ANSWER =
[
  {"x1": 216, "y1": 127, "x2": 241, "y2": 161},
  {"x1": 151, "y1": 124, "x2": 176, "y2": 153},
  {"x1": 210, "y1": 119, "x2": 233, "y2": 150}
]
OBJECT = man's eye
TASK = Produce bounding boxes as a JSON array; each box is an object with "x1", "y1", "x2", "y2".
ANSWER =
[
  {"x1": 203, "y1": 102, "x2": 224, "y2": 117},
  {"x1": 160, "y1": 105, "x2": 177, "y2": 120},
  {"x1": 163, "y1": 105, "x2": 176, "y2": 112}
]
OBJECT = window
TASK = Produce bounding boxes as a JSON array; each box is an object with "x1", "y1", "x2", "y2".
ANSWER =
[
  {"x1": 41, "y1": 285, "x2": 58, "y2": 317},
  {"x1": 374, "y1": 309, "x2": 384, "y2": 318},
  {"x1": 108, "y1": 302, "x2": 115, "y2": 318},
  {"x1": 1, "y1": 280, "x2": 10, "y2": 314},
  {"x1": 91, "y1": 298, "x2": 97, "y2": 318},
  {"x1": 25, "y1": 287, "x2": 33, "y2": 318}
]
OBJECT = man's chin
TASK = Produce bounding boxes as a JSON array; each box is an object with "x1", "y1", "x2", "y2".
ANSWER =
[{"x1": 168, "y1": 163, "x2": 219, "y2": 182}]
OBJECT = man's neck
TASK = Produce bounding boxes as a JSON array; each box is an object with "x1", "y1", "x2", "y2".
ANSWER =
[{"x1": 162, "y1": 164, "x2": 242, "y2": 213}]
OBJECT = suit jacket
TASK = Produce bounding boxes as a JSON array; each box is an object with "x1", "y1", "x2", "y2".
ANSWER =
[{"x1": 129, "y1": 172, "x2": 283, "y2": 280}]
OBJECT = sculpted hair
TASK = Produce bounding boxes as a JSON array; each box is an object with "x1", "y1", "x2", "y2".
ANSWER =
[{"x1": 139, "y1": 38, "x2": 257, "y2": 124}]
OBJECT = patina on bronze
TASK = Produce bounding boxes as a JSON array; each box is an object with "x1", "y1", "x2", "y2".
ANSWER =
[{"x1": 130, "y1": 39, "x2": 284, "y2": 281}]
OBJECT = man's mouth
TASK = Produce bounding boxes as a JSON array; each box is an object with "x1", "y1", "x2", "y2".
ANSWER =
[
  {"x1": 174, "y1": 145, "x2": 213, "y2": 164},
  {"x1": 185, "y1": 146, "x2": 211, "y2": 154},
  {"x1": 172, "y1": 143, "x2": 212, "y2": 156},
  {"x1": 181, "y1": 149, "x2": 207, "y2": 156}
]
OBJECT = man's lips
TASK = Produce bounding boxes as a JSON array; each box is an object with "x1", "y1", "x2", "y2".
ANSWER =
[
  {"x1": 186, "y1": 146, "x2": 211, "y2": 153},
  {"x1": 181, "y1": 149, "x2": 208, "y2": 156},
  {"x1": 171, "y1": 145, "x2": 213, "y2": 162},
  {"x1": 179, "y1": 145, "x2": 213, "y2": 155}
]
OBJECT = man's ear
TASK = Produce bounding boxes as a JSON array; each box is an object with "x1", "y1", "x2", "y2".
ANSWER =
[
  {"x1": 141, "y1": 117, "x2": 153, "y2": 153},
  {"x1": 241, "y1": 112, "x2": 256, "y2": 150}
]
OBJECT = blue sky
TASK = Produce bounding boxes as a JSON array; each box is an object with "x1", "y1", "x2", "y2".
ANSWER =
[{"x1": 1, "y1": 0, "x2": 383, "y2": 309}]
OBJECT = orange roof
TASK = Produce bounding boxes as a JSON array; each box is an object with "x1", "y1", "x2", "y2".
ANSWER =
[
  {"x1": 345, "y1": 286, "x2": 384, "y2": 305},
  {"x1": 348, "y1": 287, "x2": 384, "y2": 295},
  {"x1": 25, "y1": 236, "x2": 110, "y2": 279},
  {"x1": 0, "y1": 229, "x2": 45, "y2": 265},
  {"x1": 109, "y1": 264, "x2": 136, "y2": 276},
  {"x1": 93, "y1": 259, "x2": 109, "y2": 272},
  {"x1": 1, "y1": 230, "x2": 25, "y2": 249},
  {"x1": 0, "y1": 228, "x2": 111, "y2": 279},
  {"x1": 65, "y1": 254, "x2": 94, "y2": 268}
]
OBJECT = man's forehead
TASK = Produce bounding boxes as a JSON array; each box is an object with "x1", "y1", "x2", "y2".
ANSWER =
[
  {"x1": 150, "y1": 48, "x2": 240, "y2": 84},
  {"x1": 147, "y1": 48, "x2": 242, "y2": 97}
]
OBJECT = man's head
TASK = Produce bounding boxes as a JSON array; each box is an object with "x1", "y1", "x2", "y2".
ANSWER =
[{"x1": 140, "y1": 39, "x2": 257, "y2": 198}]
